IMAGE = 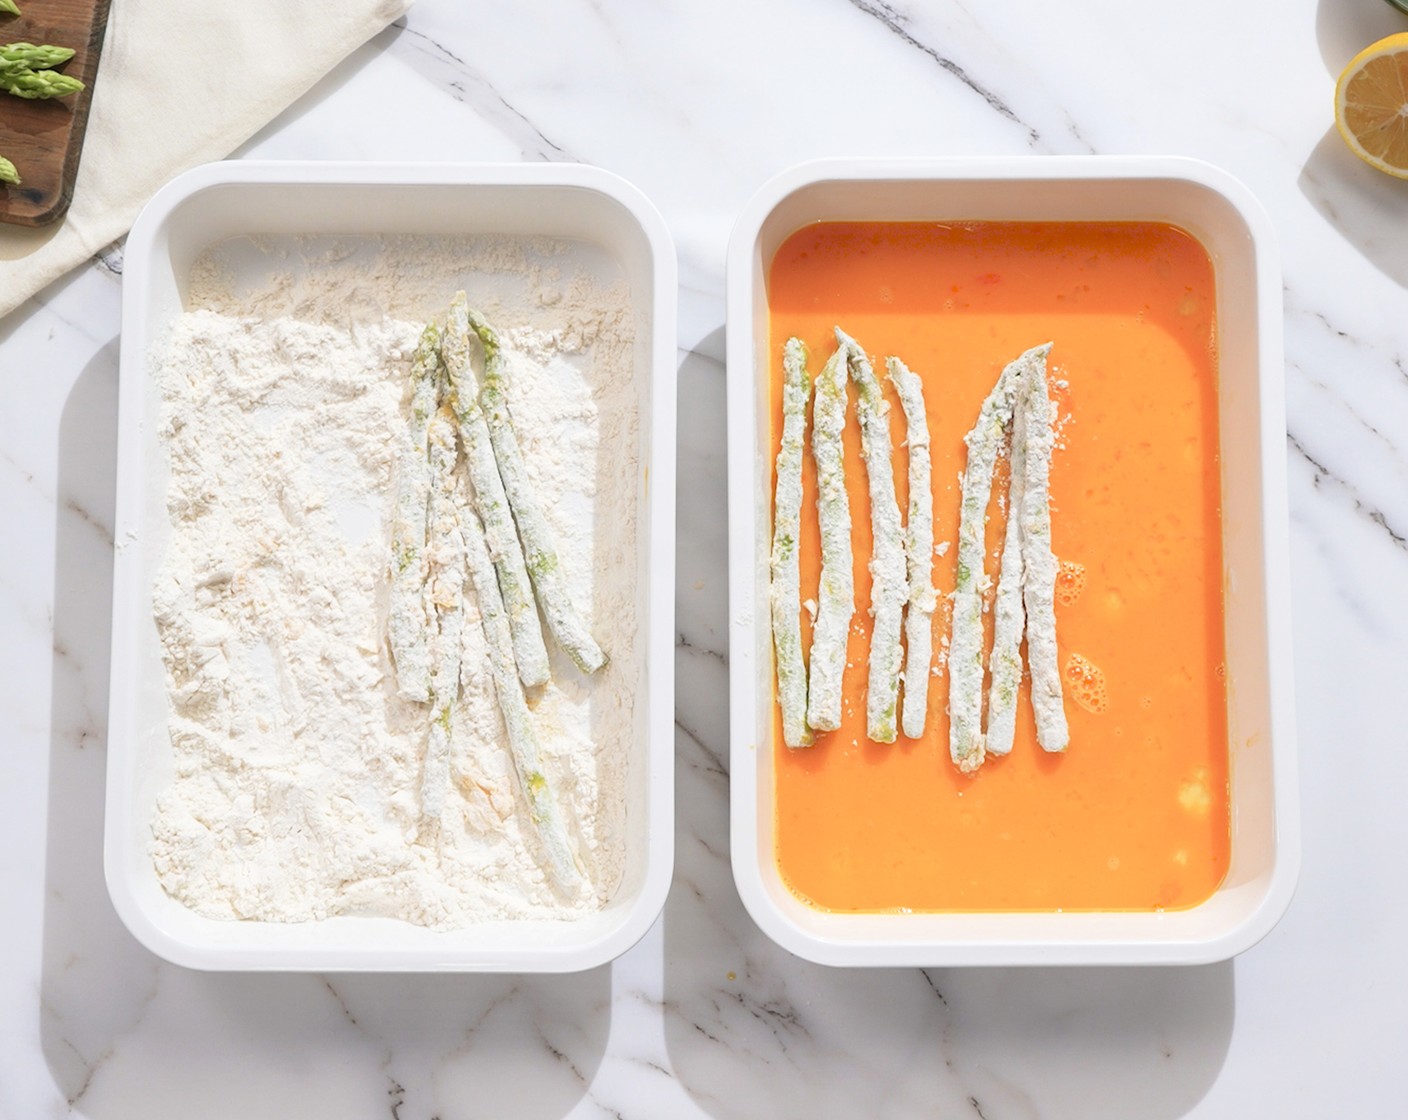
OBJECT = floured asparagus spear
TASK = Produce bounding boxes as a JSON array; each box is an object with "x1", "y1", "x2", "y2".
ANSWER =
[
  {"x1": 949, "y1": 354, "x2": 1024, "y2": 772},
  {"x1": 420, "y1": 405, "x2": 466, "y2": 827},
  {"x1": 984, "y1": 385, "x2": 1028, "y2": 757},
  {"x1": 461, "y1": 501, "x2": 584, "y2": 894},
  {"x1": 805, "y1": 342, "x2": 854, "y2": 733},
  {"x1": 771, "y1": 338, "x2": 812, "y2": 748},
  {"x1": 442, "y1": 292, "x2": 551, "y2": 690},
  {"x1": 1016, "y1": 343, "x2": 1069, "y2": 753},
  {"x1": 470, "y1": 306, "x2": 606, "y2": 675},
  {"x1": 887, "y1": 356, "x2": 936, "y2": 740},
  {"x1": 839, "y1": 329, "x2": 905, "y2": 744},
  {"x1": 387, "y1": 324, "x2": 441, "y2": 703}
]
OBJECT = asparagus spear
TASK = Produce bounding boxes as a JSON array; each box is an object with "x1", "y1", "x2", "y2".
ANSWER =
[
  {"x1": 441, "y1": 292, "x2": 551, "y2": 690},
  {"x1": 985, "y1": 385, "x2": 1028, "y2": 757},
  {"x1": 804, "y1": 341, "x2": 854, "y2": 733},
  {"x1": 838, "y1": 329, "x2": 905, "y2": 744},
  {"x1": 387, "y1": 324, "x2": 441, "y2": 703},
  {"x1": 770, "y1": 337, "x2": 812, "y2": 748},
  {"x1": 0, "y1": 67, "x2": 82, "y2": 99},
  {"x1": 887, "y1": 356, "x2": 936, "y2": 740},
  {"x1": 1016, "y1": 343, "x2": 1069, "y2": 753},
  {"x1": 949, "y1": 354, "x2": 1024, "y2": 772},
  {"x1": 420, "y1": 406, "x2": 467, "y2": 826},
  {"x1": 0, "y1": 43, "x2": 75, "y2": 68},
  {"x1": 0, "y1": 4, "x2": 22, "y2": 19},
  {"x1": 470, "y1": 306, "x2": 607, "y2": 675},
  {"x1": 0, "y1": 155, "x2": 18, "y2": 185},
  {"x1": 461, "y1": 501, "x2": 584, "y2": 894}
]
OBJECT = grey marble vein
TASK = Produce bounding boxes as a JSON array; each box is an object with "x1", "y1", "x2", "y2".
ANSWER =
[
  {"x1": 1288, "y1": 430, "x2": 1408, "y2": 548},
  {"x1": 676, "y1": 629, "x2": 726, "y2": 664},
  {"x1": 92, "y1": 243, "x2": 125, "y2": 277},
  {"x1": 846, "y1": 0, "x2": 1039, "y2": 143},
  {"x1": 676, "y1": 718, "x2": 728, "y2": 780},
  {"x1": 391, "y1": 25, "x2": 576, "y2": 162}
]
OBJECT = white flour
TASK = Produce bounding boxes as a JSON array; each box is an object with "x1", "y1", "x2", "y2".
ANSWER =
[{"x1": 149, "y1": 235, "x2": 639, "y2": 926}]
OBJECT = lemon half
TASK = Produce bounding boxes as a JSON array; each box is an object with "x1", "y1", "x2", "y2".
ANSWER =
[{"x1": 1335, "y1": 32, "x2": 1408, "y2": 179}]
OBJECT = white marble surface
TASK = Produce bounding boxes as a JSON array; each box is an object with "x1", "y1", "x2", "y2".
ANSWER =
[{"x1": 4, "y1": 0, "x2": 1408, "y2": 1114}]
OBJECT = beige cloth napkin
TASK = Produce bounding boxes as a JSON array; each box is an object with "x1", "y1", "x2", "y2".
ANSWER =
[{"x1": 0, "y1": 0, "x2": 412, "y2": 320}]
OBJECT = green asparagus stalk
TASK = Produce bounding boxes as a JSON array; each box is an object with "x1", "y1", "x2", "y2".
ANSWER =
[
  {"x1": 0, "y1": 155, "x2": 18, "y2": 185},
  {"x1": 949, "y1": 354, "x2": 1024, "y2": 772},
  {"x1": 770, "y1": 337, "x2": 812, "y2": 748},
  {"x1": 387, "y1": 324, "x2": 441, "y2": 703},
  {"x1": 0, "y1": 4, "x2": 22, "y2": 19},
  {"x1": 470, "y1": 305, "x2": 607, "y2": 675},
  {"x1": 0, "y1": 67, "x2": 83, "y2": 99},
  {"x1": 1, "y1": 42, "x2": 76, "y2": 68},
  {"x1": 441, "y1": 292, "x2": 551, "y2": 690},
  {"x1": 461, "y1": 500, "x2": 584, "y2": 894},
  {"x1": 838, "y1": 328, "x2": 905, "y2": 744},
  {"x1": 420, "y1": 406, "x2": 467, "y2": 827},
  {"x1": 804, "y1": 342, "x2": 854, "y2": 733},
  {"x1": 887, "y1": 356, "x2": 936, "y2": 740},
  {"x1": 1015, "y1": 343, "x2": 1069, "y2": 753}
]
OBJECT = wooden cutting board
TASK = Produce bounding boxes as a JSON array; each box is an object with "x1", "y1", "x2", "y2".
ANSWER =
[{"x1": 0, "y1": 0, "x2": 112, "y2": 227}]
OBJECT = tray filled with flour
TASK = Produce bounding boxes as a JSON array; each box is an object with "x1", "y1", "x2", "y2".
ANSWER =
[{"x1": 106, "y1": 163, "x2": 676, "y2": 972}]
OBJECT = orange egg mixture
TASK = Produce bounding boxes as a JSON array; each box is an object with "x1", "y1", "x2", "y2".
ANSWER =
[{"x1": 768, "y1": 221, "x2": 1230, "y2": 912}]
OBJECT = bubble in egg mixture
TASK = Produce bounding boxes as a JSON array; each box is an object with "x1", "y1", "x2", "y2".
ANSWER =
[
  {"x1": 1055, "y1": 560, "x2": 1087, "y2": 606},
  {"x1": 1063, "y1": 652, "x2": 1108, "y2": 714}
]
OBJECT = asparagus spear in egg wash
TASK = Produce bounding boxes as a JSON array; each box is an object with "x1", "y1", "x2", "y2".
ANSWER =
[
  {"x1": 442, "y1": 292, "x2": 551, "y2": 690},
  {"x1": 770, "y1": 338, "x2": 813, "y2": 748},
  {"x1": 984, "y1": 381, "x2": 1028, "y2": 757},
  {"x1": 838, "y1": 329, "x2": 905, "y2": 744},
  {"x1": 461, "y1": 501, "x2": 584, "y2": 894},
  {"x1": 804, "y1": 341, "x2": 854, "y2": 733},
  {"x1": 419, "y1": 405, "x2": 467, "y2": 827},
  {"x1": 1016, "y1": 343, "x2": 1069, "y2": 753},
  {"x1": 470, "y1": 305, "x2": 607, "y2": 675},
  {"x1": 387, "y1": 324, "x2": 441, "y2": 703},
  {"x1": 949, "y1": 354, "x2": 1024, "y2": 772},
  {"x1": 887, "y1": 356, "x2": 937, "y2": 740}
]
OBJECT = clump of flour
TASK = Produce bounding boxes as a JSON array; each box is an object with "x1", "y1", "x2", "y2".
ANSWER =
[{"x1": 149, "y1": 235, "x2": 639, "y2": 926}]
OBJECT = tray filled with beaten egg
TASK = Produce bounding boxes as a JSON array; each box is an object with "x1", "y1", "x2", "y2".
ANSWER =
[{"x1": 725, "y1": 157, "x2": 1299, "y2": 966}]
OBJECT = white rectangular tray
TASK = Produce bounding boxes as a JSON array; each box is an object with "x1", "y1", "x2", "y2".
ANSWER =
[
  {"x1": 725, "y1": 156, "x2": 1299, "y2": 966},
  {"x1": 107, "y1": 161, "x2": 677, "y2": 971}
]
